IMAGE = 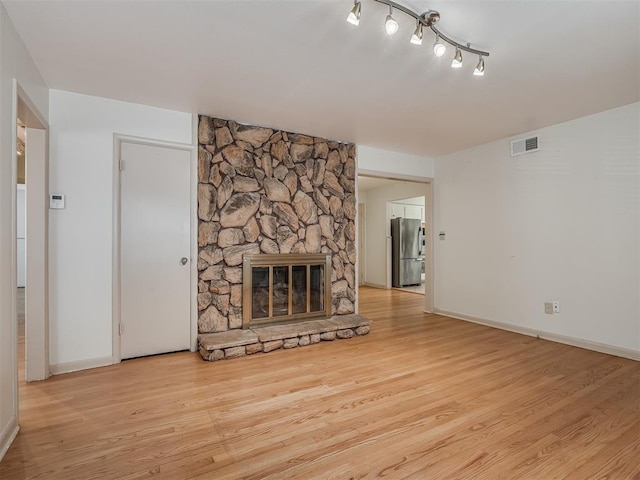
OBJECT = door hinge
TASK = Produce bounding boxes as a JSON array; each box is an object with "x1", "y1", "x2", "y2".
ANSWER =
[
  {"x1": 119, "y1": 323, "x2": 125, "y2": 335},
  {"x1": 119, "y1": 159, "x2": 124, "y2": 171}
]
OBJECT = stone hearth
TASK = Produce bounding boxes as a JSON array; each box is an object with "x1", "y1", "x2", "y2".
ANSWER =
[{"x1": 198, "y1": 314, "x2": 371, "y2": 361}]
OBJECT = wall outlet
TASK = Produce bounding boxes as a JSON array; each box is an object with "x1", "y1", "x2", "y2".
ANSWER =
[
  {"x1": 553, "y1": 301, "x2": 560, "y2": 313},
  {"x1": 544, "y1": 302, "x2": 553, "y2": 314}
]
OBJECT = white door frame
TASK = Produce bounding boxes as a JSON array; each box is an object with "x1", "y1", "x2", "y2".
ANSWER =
[
  {"x1": 112, "y1": 134, "x2": 197, "y2": 363},
  {"x1": 357, "y1": 168, "x2": 434, "y2": 314},
  {"x1": 357, "y1": 202, "x2": 366, "y2": 286},
  {"x1": 5, "y1": 81, "x2": 49, "y2": 463},
  {"x1": 14, "y1": 81, "x2": 50, "y2": 384}
]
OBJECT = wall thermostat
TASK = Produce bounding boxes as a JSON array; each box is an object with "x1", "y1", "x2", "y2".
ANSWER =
[{"x1": 50, "y1": 194, "x2": 65, "y2": 209}]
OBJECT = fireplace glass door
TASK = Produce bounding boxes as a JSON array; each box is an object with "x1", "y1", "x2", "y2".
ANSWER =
[
  {"x1": 292, "y1": 265, "x2": 307, "y2": 314},
  {"x1": 243, "y1": 254, "x2": 331, "y2": 328},
  {"x1": 272, "y1": 266, "x2": 289, "y2": 317},
  {"x1": 251, "y1": 267, "x2": 269, "y2": 320}
]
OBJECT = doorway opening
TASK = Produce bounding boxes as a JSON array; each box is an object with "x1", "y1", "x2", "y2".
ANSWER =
[
  {"x1": 357, "y1": 174, "x2": 433, "y2": 313},
  {"x1": 16, "y1": 120, "x2": 26, "y2": 383}
]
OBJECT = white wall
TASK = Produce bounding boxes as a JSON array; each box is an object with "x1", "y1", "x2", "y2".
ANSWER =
[
  {"x1": 434, "y1": 102, "x2": 640, "y2": 357},
  {"x1": 0, "y1": 2, "x2": 49, "y2": 460},
  {"x1": 358, "y1": 145, "x2": 434, "y2": 179},
  {"x1": 361, "y1": 181, "x2": 428, "y2": 288},
  {"x1": 48, "y1": 90, "x2": 192, "y2": 370}
]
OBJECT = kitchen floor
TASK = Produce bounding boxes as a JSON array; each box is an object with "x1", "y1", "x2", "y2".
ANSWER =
[
  {"x1": 396, "y1": 273, "x2": 425, "y2": 295},
  {"x1": 17, "y1": 287, "x2": 25, "y2": 383},
  {"x1": 17, "y1": 287, "x2": 24, "y2": 337}
]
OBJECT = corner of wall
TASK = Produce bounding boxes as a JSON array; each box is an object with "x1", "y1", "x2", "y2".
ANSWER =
[{"x1": 0, "y1": 414, "x2": 18, "y2": 463}]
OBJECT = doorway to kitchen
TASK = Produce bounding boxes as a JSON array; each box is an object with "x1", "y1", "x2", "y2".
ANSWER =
[{"x1": 357, "y1": 174, "x2": 433, "y2": 313}]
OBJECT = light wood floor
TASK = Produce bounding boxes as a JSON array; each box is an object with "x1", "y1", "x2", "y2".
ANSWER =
[{"x1": 2, "y1": 287, "x2": 639, "y2": 479}]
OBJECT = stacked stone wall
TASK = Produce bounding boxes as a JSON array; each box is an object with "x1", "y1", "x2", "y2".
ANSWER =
[{"x1": 197, "y1": 116, "x2": 357, "y2": 334}]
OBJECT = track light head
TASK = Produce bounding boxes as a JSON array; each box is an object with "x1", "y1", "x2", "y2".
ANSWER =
[
  {"x1": 347, "y1": 1, "x2": 361, "y2": 26},
  {"x1": 385, "y1": 6, "x2": 399, "y2": 35},
  {"x1": 433, "y1": 35, "x2": 446, "y2": 57},
  {"x1": 451, "y1": 48, "x2": 462, "y2": 68},
  {"x1": 474, "y1": 56, "x2": 485, "y2": 76},
  {"x1": 410, "y1": 21, "x2": 423, "y2": 45}
]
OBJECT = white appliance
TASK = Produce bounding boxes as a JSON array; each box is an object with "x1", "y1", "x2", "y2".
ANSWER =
[{"x1": 17, "y1": 184, "x2": 26, "y2": 287}]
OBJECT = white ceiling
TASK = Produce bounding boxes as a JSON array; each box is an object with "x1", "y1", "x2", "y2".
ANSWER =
[{"x1": 3, "y1": 0, "x2": 639, "y2": 157}]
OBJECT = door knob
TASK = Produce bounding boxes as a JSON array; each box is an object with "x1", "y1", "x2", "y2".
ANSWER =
[{"x1": 180, "y1": 257, "x2": 188, "y2": 265}]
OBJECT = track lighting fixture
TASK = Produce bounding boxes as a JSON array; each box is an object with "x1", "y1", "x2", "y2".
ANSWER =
[
  {"x1": 347, "y1": 1, "x2": 361, "y2": 26},
  {"x1": 433, "y1": 34, "x2": 446, "y2": 57},
  {"x1": 451, "y1": 48, "x2": 462, "y2": 68},
  {"x1": 473, "y1": 55, "x2": 485, "y2": 76},
  {"x1": 346, "y1": 0, "x2": 489, "y2": 77},
  {"x1": 384, "y1": 6, "x2": 399, "y2": 35},
  {"x1": 410, "y1": 20, "x2": 423, "y2": 45}
]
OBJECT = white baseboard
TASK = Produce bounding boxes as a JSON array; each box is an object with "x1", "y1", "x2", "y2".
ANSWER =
[
  {"x1": 434, "y1": 309, "x2": 640, "y2": 361},
  {"x1": 0, "y1": 416, "x2": 19, "y2": 462},
  {"x1": 50, "y1": 355, "x2": 114, "y2": 375},
  {"x1": 362, "y1": 282, "x2": 387, "y2": 289}
]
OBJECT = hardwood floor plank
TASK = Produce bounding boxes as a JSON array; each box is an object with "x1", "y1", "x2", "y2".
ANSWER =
[
  {"x1": 1, "y1": 287, "x2": 638, "y2": 479},
  {"x1": 563, "y1": 419, "x2": 640, "y2": 480}
]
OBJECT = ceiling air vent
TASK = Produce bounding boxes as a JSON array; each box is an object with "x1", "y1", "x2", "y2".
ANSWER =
[{"x1": 511, "y1": 136, "x2": 539, "y2": 156}]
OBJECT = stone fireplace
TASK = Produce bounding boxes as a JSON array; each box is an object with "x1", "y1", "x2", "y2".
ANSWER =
[
  {"x1": 196, "y1": 115, "x2": 369, "y2": 361},
  {"x1": 242, "y1": 253, "x2": 331, "y2": 328}
]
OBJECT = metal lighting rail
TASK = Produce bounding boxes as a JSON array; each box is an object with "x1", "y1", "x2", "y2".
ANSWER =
[{"x1": 371, "y1": 0, "x2": 490, "y2": 57}]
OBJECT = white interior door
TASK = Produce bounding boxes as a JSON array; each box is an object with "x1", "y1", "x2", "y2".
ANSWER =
[{"x1": 120, "y1": 141, "x2": 191, "y2": 359}]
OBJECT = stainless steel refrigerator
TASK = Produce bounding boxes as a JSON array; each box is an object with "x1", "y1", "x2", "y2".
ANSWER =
[{"x1": 391, "y1": 217, "x2": 422, "y2": 287}]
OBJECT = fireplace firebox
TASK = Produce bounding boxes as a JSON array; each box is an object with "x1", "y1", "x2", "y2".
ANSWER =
[{"x1": 242, "y1": 254, "x2": 332, "y2": 329}]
